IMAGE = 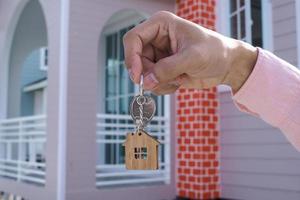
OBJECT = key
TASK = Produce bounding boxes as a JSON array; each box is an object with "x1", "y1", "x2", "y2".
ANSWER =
[{"x1": 123, "y1": 75, "x2": 160, "y2": 170}]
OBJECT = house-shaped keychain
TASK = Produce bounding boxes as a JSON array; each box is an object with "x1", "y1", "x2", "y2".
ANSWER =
[{"x1": 123, "y1": 130, "x2": 160, "y2": 170}]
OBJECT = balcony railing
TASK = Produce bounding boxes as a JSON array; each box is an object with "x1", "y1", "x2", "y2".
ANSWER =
[
  {"x1": 0, "y1": 115, "x2": 46, "y2": 186},
  {"x1": 96, "y1": 113, "x2": 170, "y2": 187}
]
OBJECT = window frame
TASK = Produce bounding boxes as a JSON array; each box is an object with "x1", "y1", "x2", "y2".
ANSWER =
[
  {"x1": 102, "y1": 21, "x2": 168, "y2": 165},
  {"x1": 216, "y1": 0, "x2": 273, "y2": 92}
]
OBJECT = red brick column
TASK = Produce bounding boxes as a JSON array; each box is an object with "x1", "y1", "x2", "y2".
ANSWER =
[{"x1": 175, "y1": 0, "x2": 220, "y2": 199}]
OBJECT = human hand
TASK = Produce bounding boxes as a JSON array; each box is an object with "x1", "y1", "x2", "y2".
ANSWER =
[{"x1": 123, "y1": 11, "x2": 258, "y2": 94}]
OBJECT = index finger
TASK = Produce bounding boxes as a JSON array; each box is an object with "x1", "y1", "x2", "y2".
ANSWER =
[{"x1": 123, "y1": 12, "x2": 167, "y2": 83}]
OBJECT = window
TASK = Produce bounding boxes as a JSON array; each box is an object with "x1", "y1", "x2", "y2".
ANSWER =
[
  {"x1": 218, "y1": 0, "x2": 264, "y2": 92},
  {"x1": 134, "y1": 147, "x2": 147, "y2": 160},
  {"x1": 103, "y1": 25, "x2": 166, "y2": 165},
  {"x1": 229, "y1": 0, "x2": 262, "y2": 46},
  {"x1": 40, "y1": 47, "x2": 48, "y2": 71},
  {"x1": 96, "y1": 17, "x2": 170, "y2": 187}
]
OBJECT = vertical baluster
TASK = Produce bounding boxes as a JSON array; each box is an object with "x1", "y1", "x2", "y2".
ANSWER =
[
  {"x1": 17, "y1": 119, "x2": 22, "y2": 182},
  {"x1": 6, "y1": 124, "x2": 11, "y2": 178}
]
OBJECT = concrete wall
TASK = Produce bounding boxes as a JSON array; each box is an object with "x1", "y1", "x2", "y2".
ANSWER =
[{"x1": 220, "y1": 0, "x2": 300, "y2": 199}]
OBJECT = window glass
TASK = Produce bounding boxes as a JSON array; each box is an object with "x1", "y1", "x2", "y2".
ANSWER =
[
  {"x1": 251, "y1": 0, "x2": 262, "y2": 47},
  {"x1": 40, "y1": 47, "x2": 48, "y2": 71},
  {"x1": 230, "y1": 0, "x2": 237, "y2": 12},
  {"x1": 240, "y1": 10, "x2": 246, "y2": 39},
  {"x1": 229, "y1": 0, "x2": 263, "y2": 46},
  {"x1": 230, "y1": 15, "x2": 238, "y2": 39}
]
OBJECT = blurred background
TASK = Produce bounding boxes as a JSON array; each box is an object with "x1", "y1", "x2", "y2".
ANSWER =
[{"x1": 0, "y1": 0, "x2": 299, "y2": 200}]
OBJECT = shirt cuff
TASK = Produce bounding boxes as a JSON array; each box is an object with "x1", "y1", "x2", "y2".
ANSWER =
[{"x1": 232, "y1": 47, "x2": 300, "y2": 127}]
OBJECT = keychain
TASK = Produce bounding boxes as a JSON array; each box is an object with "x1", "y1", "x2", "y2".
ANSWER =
[{"x1": 123, "y1": 75, "x2": 160, "y2": 170}]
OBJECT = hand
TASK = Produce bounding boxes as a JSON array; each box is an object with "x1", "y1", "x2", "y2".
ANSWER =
[{"x1": 123, "y1": 11, "x2": 258, "y2": 94}]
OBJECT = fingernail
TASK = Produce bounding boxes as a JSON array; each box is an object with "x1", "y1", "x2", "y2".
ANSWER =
[
  {"x1": 128, "y1": 69, "x2": 134, "y2": 82},
  {"x1": 144, "y1": 73, "x2": 159, "y2": 90}
]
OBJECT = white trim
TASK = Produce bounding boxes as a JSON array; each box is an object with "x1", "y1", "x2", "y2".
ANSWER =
[
  {"x1": 216, "y1": 0, "x2": 230, "y2": 36},
  {"x1": 23, "y1": 80, "x2": 47, "y2": 92},
  {"x1": 245, "y1": 0, "x2": 252, "y2": 42},
  {"x1": 57, "y1": 0, "x2": 69, "y2": 199},
  {"x1": 216, "y1": 0, "x2": 231, "y2": 93},
  {"x1": 296, "y1": 0, "x2": 300, "y2": 67},
  {"x1": 262, "y1": 0, "x2": 273, "y2": 51}
]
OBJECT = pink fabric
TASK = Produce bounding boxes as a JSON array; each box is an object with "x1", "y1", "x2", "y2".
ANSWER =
[{"x1": 232, "y1": 48, "x2": 300, "y2": 151}]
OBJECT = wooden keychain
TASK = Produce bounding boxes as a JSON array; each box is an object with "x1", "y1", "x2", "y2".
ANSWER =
[{"x1": 123, "y1": 75, "x2": 160, "y2": 170}]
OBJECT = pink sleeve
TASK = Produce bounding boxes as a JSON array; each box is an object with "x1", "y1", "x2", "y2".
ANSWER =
[{"x1": 232, "y1": 48, "x2": 300, "y2": 151}]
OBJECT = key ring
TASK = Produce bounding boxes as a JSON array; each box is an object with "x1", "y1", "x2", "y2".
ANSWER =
[
  {"x1": 139, "y1": 75, "x2": 144, "y2": 96},
  {"x1": 129, "y1": 74, "x2": 156, "y2": 131},
  {"x1": 137, "y1": 75, "x2": 144, "y2": 130}
]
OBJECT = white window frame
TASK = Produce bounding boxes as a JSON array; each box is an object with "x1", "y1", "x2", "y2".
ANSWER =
[
  {"x1": 40, "y1": 47, "x2": 48, "y2": 71},
  {"x1": 216, "y1": 0, "x2": 273, "y2": 92}
]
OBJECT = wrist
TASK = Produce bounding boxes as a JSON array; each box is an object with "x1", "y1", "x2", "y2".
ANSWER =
[{"x1": 223, "y1": 40, "x2": 258, "y2": 94}]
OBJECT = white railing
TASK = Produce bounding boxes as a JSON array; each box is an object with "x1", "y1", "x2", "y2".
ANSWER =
[
  {"x1": 96, "y1": 113, "x2": 170, "y2": 187},
  {"x1": 0, "y1": 115, "x2": 46, "y2": 185}
]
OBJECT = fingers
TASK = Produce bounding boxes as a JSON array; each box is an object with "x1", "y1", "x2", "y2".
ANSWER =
[
  {"x1": 123, "y1": 17, "x2": 160, "y2": 83},
  {"x1": 143, "y1": 51, "x2": 188, "y2": 90},
  {"x1": 123, "y1": 11, "x2": 175, "y2": 83}
]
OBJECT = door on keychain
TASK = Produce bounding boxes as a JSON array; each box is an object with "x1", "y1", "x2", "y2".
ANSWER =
[{"x1": 96, "y1": 9, "x2": 175, "y2": 200}]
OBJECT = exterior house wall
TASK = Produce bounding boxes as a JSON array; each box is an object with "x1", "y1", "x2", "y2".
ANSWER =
[
  {"x1": 0, "y1": 0, "x2": 66, "y2": 199},
  {"x1": 272, "y1": 0, "x2": 298, "y2": 66},
  {"x1": 1, "y1": 0, "x2": 299, "y2": 200},
  {"x1": 219, "y1": 0, "x2": 300, "y2": 199},
  {"x1": 175, "y1": 1, "x2": 220, "y2": 199}
]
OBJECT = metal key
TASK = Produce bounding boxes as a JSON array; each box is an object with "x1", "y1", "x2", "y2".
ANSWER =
[{"x1": 130, "y1": 75, "x2": 156, "y2": 130}]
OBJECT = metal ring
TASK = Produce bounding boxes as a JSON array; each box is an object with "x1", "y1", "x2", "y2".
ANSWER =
[{"x1": 136, "y1": 95, "x2": 146, "y2": 105}]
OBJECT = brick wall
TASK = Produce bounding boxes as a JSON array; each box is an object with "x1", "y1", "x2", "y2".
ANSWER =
[{"x1": 175, "y1": 0, "x2": 220, "y2": 199}]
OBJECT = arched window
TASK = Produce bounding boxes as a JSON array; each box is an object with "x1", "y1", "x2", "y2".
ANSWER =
[{"x1": 97, "y1": 10, "x2": 170, "y2": 187}]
